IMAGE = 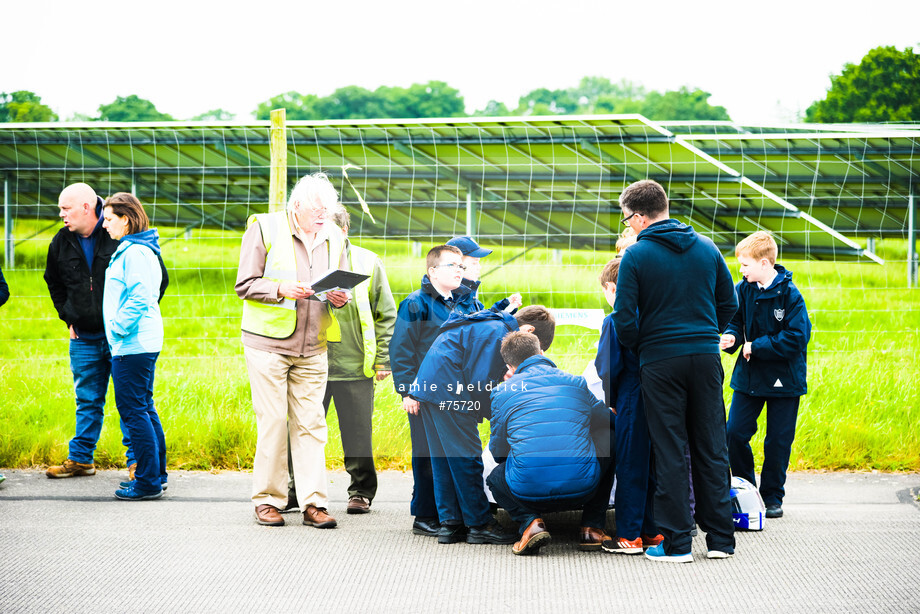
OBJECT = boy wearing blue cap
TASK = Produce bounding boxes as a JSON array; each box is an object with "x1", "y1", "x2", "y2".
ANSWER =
[{"x1": 446, "y1": 236, "x2": 521, "y2": 313}]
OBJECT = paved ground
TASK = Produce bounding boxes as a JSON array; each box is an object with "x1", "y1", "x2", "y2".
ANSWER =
[{"x1": 1, "y1": 469, "x2": 918, "y2": 613}]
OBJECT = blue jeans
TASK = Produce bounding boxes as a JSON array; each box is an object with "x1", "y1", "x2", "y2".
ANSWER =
[
  {"x1": 112, "y1": 353, "x2": 166, "y2": 494},
  {"x1": 68, "y1": 338, "x2": 134, "y2": 467}
]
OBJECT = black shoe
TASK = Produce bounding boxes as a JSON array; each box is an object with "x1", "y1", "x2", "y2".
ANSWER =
[
  {"x1": 437, "y1": 523, "x2": 468, "y2": 544},
  {"x1": 412, "y1": 517, "x2": 441, "y2": 537},
  {"x1": 766, "y1": 504, "x2": 783, "y2": 518},
  {"x1": 467, "y1": 520, "x2": 517, "y2": 545}
]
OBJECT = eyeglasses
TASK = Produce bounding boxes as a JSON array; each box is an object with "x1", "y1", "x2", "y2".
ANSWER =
[
  {"x1": 433, "y1": 263, "x2": 467, "y2": 271},
  {"x1": 621, "y1": 211, "x2": 639, "y2": 226}
]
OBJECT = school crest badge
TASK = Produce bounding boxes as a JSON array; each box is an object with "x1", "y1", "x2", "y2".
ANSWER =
[{"x1": 774, "y1": 308, "x2": 785, "y2": 322}]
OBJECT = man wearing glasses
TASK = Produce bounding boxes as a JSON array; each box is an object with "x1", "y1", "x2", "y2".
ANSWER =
[
  {"x1": 236, "y1": 173, "x2": 350, "y2": 528},
  {"x1": 390, "y1": 244, "x2": 479, "y2": 537},
  {"x1": 612, "y1": 179, "x2": 738, "y2": 563}
]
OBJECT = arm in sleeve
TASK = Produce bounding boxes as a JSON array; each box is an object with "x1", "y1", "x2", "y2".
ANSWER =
[
  {"x1": 108, "y1": 248, "x2": 158, "y2": 337},
  {"x1": 234, "y1": 221, "x2": 283, "y2": 303},
  {"x1": 595, "y1": 317, "x2": 624, "y2": 409},
  {"x1": 0, "y1": 266, "x2": 9, "y2": 307},
  {"x1": 157, "y1": 253, "x2": 169, "y2": 303},
  {"x1": 43, "y1": 238, "x2": 70, "y2": 325},
  {"x1": 488, "y1": 388, "x2": 511, "y2": 463},
  {"x1": 612, "y1": 251, "x2": 640, "y2": 351},
  {"x1": 751, "y1": 288, "x2": 811, "y2": 360},
  {"x1": 390, "y1": 296, "x2": 422, "y2": 396},
  {"x1": 370, "y1": 257, "x2": 397, "y2": 370},
  {"x1": 722, "y1": 284, "x2": 744, "y2": 355},
  {"x1": 715, "y1": 255, "x2": 739, "y2": 333}
]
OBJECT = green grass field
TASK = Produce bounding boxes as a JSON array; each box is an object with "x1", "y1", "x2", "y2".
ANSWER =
[{"x1": 1, "y1": 220, "x2": 918, "y2": 472}]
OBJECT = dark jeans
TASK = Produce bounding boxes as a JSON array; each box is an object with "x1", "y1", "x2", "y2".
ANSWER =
[
  {"x1": 420, "y1": 401, "x2": 491, "y2": 528},
  {"x1": 408, "y1": 410, "x2": 438, "y2": 519},
  {"x1": 614, "y1": 396, "x2": 657, "y2": 540},
  {"x1": 488, "y1": 448, "x2": 616, "y2": 535},
  {"x1": 726, "y1": 392, "x2": 800, "y2": 506},
  {"x1": 323, "y1": 378, "x2": 378, "y2": 501},
  {"x1": 112, "y1": 353, "x2": 166, "y2": 494},
  {"x1": 68, "y1": 338, "x2": 134, "y2": 467},
  {"x1": 640, "y1": 354, "x2": 734, "y2": 555}
]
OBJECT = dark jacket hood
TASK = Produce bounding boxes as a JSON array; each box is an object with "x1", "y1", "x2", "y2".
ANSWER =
[
  {"x1": 440, "y1": 307, "x2": 515, "y2": 332},
  {"x1": 122, "y1": 228, "x2": 161, "y2": 255},
  {"x1": 638, "y1": 219, "x2": 698, "y2": 254}
]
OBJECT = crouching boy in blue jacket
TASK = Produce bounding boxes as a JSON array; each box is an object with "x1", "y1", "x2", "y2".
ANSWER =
[
  {"x1": 488, "y1": 331, "x2": 616, "y2": 555},
  {"x1": 720, "y1": 231, "x2": 811, "y2": 519},
  {"x1": 411, "y1": 305, "x2": 556, "y2": 545}
]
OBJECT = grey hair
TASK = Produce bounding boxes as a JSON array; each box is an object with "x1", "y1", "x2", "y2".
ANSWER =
[{"x1": 287, "y1": 172, "x2": 339, "y2": 212}]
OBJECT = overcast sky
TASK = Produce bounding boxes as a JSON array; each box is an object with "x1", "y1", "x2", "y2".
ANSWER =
[{"x1": 4, "y1": 0, "x2": 919, "y2": 124}]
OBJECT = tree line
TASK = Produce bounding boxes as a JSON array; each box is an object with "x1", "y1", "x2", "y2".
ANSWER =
[{"x1": 3, "y1": 46, "x2": 918, "y2": 124}]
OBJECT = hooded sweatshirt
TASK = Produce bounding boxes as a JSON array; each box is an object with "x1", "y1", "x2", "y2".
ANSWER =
[
  {"x1": 103, "y1": 229, "x2": 164, "y2": 356},
  {"x1": 613, "y1": 219, "x2": 737, "y2": 366}
]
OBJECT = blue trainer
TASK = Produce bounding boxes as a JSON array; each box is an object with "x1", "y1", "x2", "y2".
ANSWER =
[
  {"x1": 120, "y1": 478, "x2": 168, "y2": 491},
  {"x1": 114, "y1": 486, "x2": 163, "y2": 501},
  {"x1": 644, "y1": 543, "x2": 693, "y2": 563}
]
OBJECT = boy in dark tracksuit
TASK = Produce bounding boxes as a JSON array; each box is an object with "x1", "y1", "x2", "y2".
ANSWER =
[
  {"x1": 411, "y1": 305, "x2": 556, "y2": 545},
  {"x1": 720, "y1": 232, "x2": 811, "y2": 519},
  {"x1": 390, "y1": 245, "x2": 477, "y2": 536},
  {"x1": 595, "y1": 258, "x2": 660, "y2": 554}
]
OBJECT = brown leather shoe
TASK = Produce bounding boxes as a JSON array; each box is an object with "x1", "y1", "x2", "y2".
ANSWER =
[
  {"x1": 303, "y1": 505, "x2": 337, "y2": 529},
  {"x1": 254, "y1": 504, "x2": 284, "y2": 526},
  {"x1": 578, "y1": 526, "x2": 612, "y2": 551},
  {"x1": 512, "y1": 518, "x2": 551, "y2": 555},
  {"x1": 46, "y1": 459, "x2": 96, "y2": 479},
  {"x1": 127, "y1": 463, "x2": 137, "y2": 482},
  {"x1": 347, "y1": 495, "x2": 371, "y2": 514}
]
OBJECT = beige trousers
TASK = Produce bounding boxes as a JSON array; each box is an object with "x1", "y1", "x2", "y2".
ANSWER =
[{"x1": 244, "y1": 347, "x2": 329, "y2": 510}]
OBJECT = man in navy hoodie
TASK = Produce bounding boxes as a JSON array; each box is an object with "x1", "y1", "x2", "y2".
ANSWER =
[
  {"x1": 488, "y1": 331, "x2": 615, "y2": 555},
  {"x1": 412, "y1": 305, "x2": 556, "y2": 545},
  {"x1": 613, "y1": 179, "x2": 738, "y2": 563},
  {"x1": 720, "y1": 231, "x2": 811, "y2": 520}
]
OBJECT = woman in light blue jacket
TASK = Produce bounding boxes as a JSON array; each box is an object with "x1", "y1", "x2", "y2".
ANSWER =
[{"x1": 102, "y1": 193, "x2": 167, "y2": 501}]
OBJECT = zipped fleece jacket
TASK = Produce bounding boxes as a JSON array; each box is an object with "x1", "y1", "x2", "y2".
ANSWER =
[
  {"x1": 103, "y1": 230, "x2": 164, "y2": 356},
  {"x1": 613, "y1": 219, "x2": 738, "y2": 366},
  {"x1": 390, "y1": 275, "x2": 477, "y2": 397},
  {"x1": 411, "y1": 309, "x2": 519, "y2": 421},
  {"x1": 722, "y1": 264, "x2": 811, "y2": 397},
  {"x1": 489, "y1": 354, "x2": 612, "y2": 503},
  {"x1": 44, "y1": 196, "x2": 168, "y2": 336}
]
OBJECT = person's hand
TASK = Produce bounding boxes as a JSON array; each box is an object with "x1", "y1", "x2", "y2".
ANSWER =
[
  {"x1": 325, "y1": 290, "x2": 350, "y2": 308},
  {"x1": 611, "y1": 406, "x2": 617, "y2": 416},
  {"x1": 375, "y1": 370, "x2": 391, "y2": 381},
  {"x1": 742, "y1": 341, "x2": 753, "y2": 361},
  {"x1": 402, "y1": 396, "x2": 420, "y2": 415},
  {"x1": 719, "y1": 334, "x2": 735, "y2": 350},
  {"x1": 278, "y1": 281, "x2": 314, "y2": 300},
  {"x1": 507, "y1": 293, "x2": 523, "y2": 310},
  {"x1": 68, "y1": 325, "x2": 78, "y2": 340}
]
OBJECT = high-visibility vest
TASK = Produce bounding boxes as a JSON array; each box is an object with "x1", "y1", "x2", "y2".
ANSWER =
[
  {"x1": 348, "y1": 244, "x2": 380, "y2": 378},
  {"x1": 240, "y1": 211, "x2": 344, "y2": 340}
]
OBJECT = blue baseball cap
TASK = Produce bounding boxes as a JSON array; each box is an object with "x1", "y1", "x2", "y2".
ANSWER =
[{"x1": 447, "y1": 235, "x2": 493, "y2": 258}]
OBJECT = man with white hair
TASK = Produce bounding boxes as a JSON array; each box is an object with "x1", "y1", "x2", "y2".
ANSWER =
[{"x1": 235, "y1": 172, "x2": 350, "y2": 528}]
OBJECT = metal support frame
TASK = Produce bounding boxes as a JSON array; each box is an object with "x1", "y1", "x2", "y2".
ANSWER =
[
  {"x1": 909, "y1": 186, "x2": 917, "y2": 288},
  {"x1": 465, "y1": 190, "x2": 477, "y2": 238},
  {"x1": 3, "y1": 176, "x2": 12, "y2": 268}
]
